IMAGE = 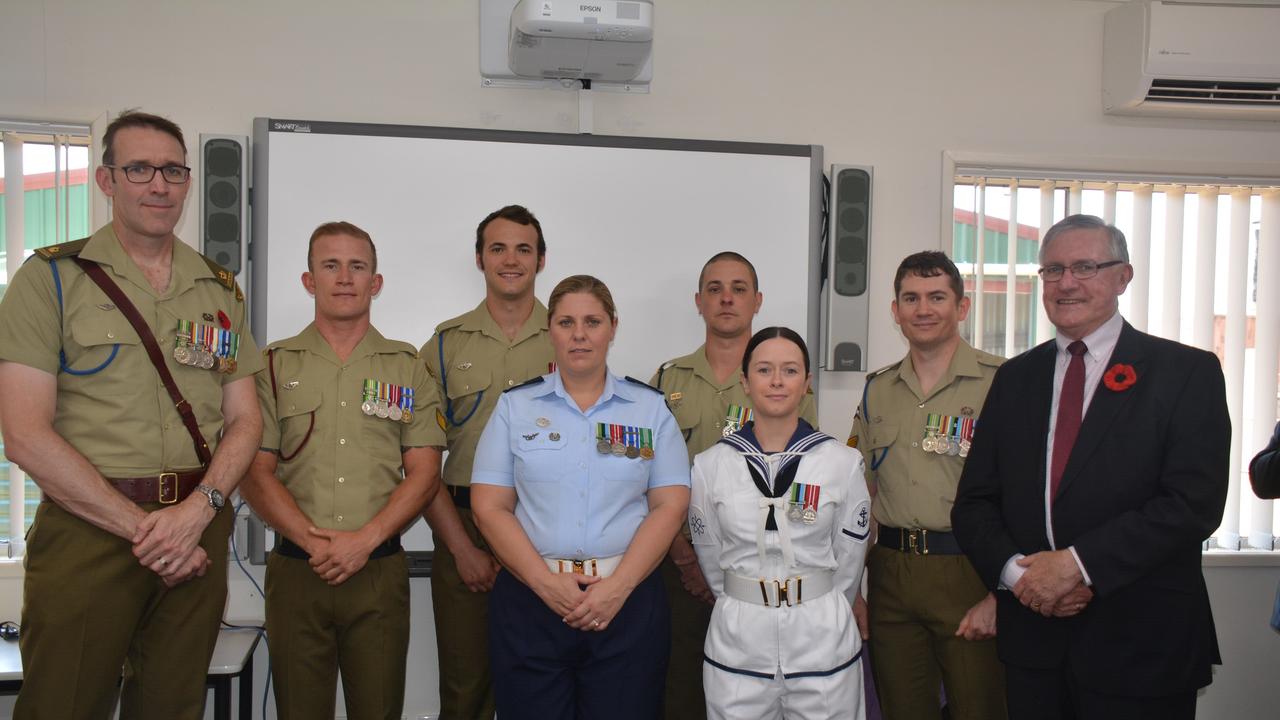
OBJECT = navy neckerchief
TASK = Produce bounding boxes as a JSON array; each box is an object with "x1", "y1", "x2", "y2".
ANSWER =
[{"x1": 720, "y1": 419, "x2": 834, "y2": 530}]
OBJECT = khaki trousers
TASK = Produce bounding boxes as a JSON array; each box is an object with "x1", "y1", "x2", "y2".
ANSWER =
[
  {"x1": 867, "y1": 544, "x2": 1007, "y2": 720},
  {"x1": 265, "y1": 550, "x2": 410, "y2": 720},
  {"x1": 660, "y1": 555, "x2": 712, "y2": 720},
  {"x1": 16, "y1": 500, "x2": 233, "y2": 720},
  {"x1": 429, "y1": 508, "x2": 497, "y2": 720}
]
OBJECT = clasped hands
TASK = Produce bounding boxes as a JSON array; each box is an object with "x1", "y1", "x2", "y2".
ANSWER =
[
  {"x1": 131, "y1": 497, "x2": 215, "y2": 587},
  {"x1": 1013, "y1": 549, "x2": 1094, "y2": 618},
  {"x1": 536, "y1": 571, "x2": 628, "y2": 633}
]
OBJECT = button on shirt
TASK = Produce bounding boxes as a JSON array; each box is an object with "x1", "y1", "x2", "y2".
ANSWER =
[
  {"x1": 258, "y1": 323, "x2": 446, "y2": 530},
  {"x1": 472, "y1": 370, "x2": 691, "y2": 559}
]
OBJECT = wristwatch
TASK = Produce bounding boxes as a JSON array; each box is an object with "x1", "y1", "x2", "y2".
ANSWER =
[{"x1": 195, "y1": 484, "x2": 225, "y2": 511}]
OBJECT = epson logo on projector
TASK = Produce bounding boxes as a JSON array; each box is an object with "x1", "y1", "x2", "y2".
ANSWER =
[{"x1": 580, "y1": 4, "x2": 601, "y2": 12}]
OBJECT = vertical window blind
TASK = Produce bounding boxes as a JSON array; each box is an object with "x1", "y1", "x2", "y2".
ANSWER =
[{"x1": 951, "y1": 168, "x2": 1279, "y2": 551}]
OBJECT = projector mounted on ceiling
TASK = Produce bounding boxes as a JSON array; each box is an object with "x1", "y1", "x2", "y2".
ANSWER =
[{"x1": 480, "y1": 0, "x2": 654, "y2": 93}]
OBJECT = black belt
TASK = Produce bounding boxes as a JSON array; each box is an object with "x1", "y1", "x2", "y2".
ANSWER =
[
  {"x1": 274, "y1": 535, "x2": 402, "y2": 560},
  {"x1": 447, "y1": 484, "x2": 471, "y2": 510},
  {"x1": 876, "y1": 526, "x2": 965, "y2": 555}
]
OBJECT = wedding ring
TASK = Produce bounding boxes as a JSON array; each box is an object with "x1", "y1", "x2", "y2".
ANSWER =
[{"x1": 592, "y1": 619, "x2": 601, "y2": 628}]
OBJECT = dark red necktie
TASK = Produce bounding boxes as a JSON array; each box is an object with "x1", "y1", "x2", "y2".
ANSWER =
[{"x1": 1051, "y1": 340, "x2": 1087, "y2": 500}]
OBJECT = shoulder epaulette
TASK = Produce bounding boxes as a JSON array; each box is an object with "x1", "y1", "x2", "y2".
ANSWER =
[
  {"x1": 660, "y1": 361, "x2": 675, "y2": 371},
  {"x1": 200, "y1": 255, "x2": 244, "y2": 301},
  {"x1": 975, "y1": 350, "x2": 1006, "y2": 367},
  {"x1": 624, "y1": 376, "x2": 663, "y2": 394},
  {"x1": 33, "y1": 238, "x2": 90, "y2": 261},
  {"x1": 435, "y1": 315, "x2": 467, "y2": 334},
  {"x1": 866, "y1": 359, "x2": 903, "y2": 382},
  {"x1": 504, "y1": 376, "x2": 545, "y2": 394}
]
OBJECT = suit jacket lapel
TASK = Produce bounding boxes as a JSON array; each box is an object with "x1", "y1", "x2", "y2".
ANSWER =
[
  {"x1": 1056, "y1": 322, "x2": 1148, "y2": 497},
  {"x1": 1027, "y1": 341, "x2": 1057, "y2": 487}
]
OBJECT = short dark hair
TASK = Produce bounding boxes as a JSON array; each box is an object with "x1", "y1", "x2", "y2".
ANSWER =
[
  {"x1": 307, "y1": 221, "x2": 378, "y2": 272},
  {"x1": 102, "y1": 110, "x2": 186, "y2": 166},
  {"x1": 893, "y1": 251, "x2": 964, "y2": 301},
  {"x1": 475, "y1": 205, "x2": 546, "y2": 258},
  {"x1": 1040, "y1": 214, "x2": 1129, "y2": 264},
  {"x1": 742, "y1": 326, "x2": 810, "y2": 376},
  {"x1": 698, "y1": 251, "x2": 759, "y2": 291}
]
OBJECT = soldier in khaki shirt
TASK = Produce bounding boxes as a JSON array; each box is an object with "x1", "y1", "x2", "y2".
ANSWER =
[
  {"x1": 419, "y1": 205, "x2": 554, "y2": 719},
  {"x1": 240, "y1": 222, "x2": 444, "y2": 720},
  {"x1": 0, "y1": 112, "x2": 263, "y2": 720},
  {"x1": 848, "y1": 252, "x2": 1005, "y2": 720},
  {"x1": 650, "y1": 252, "x2": 816, "y2": 720}
]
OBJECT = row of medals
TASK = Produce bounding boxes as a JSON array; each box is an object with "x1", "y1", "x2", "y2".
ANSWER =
[
  {"x1": 362, "y1": 399, "x2": 414, "y2": 425},
  {"x1": 787, "y1": 504, "x2": 818, "y2": 524},
  {"x1": 173, "y1": 343, "x2": 236, "y2": 374},
  {"x1": 922, "y1": 432, "x2": 970, "y2": 458},
  {"x1": 596, "y1": 438, "x2": 654, "y2": 460}
]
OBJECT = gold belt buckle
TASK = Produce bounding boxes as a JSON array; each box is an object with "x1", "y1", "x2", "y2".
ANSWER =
[
  {"x1": 759, "y1": 578, "x2": 794, "y2": 607},
  {"x1": 158, "y1": 472, "x2": 178, "y2": 504},
  {"x1": 903, "y1": 528, "x2": 929, "y2": 555},
  {"x1": 572, "y1": 560, "x2": 585, "y2": 575}
]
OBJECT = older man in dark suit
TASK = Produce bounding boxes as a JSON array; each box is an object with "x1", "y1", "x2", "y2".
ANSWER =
[{"x1": 951, "y1": 214, "x2": 1229, "y2": 720}]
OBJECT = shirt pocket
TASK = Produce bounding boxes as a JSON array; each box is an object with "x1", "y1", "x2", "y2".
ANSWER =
[
  {"x1": 277, "y1": 387, "x2": 321, "y2": 461},
  {"x1": 671, "y1": 401, "x2": 701, "y2": 443},
  {"x1": 603, "y1": 454, "x2": 648, "y2": 486},
  {"x1": 444, "y1": 365, "x2": 492, "y2": 425},
  {"x1": 515, "y1": 431, "x2": 569, "y2": 482},
  {"x1": 63, "y1": 311, "x2": 143, "y2": 395},
  {"x1": 865, "y1": 423, "x2": 898, "y2": 451}
]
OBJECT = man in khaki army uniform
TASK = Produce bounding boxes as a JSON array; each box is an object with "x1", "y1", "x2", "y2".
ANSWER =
[
  {"x1": 420, "y1": 205, "x2": 554, "y2": 719},
  {"x1": 650, "y1": 251, "x2": 817, "y2": 720},
  {"x1": 0, "y1": 111, "x2": 263, "y2": 720},
  {"x1": 240, "y1": 221, "x2": 444, "y2": 719},
  {"x1": 848, "y1": 251, "x2": 1006, "y2": 720}
]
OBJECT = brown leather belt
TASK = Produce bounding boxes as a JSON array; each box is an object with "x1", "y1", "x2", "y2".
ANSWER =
[{"x1": 107, "y1": 470, "x2": 205, "y2": 505}]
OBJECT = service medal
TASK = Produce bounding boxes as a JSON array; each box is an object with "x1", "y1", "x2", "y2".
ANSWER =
[
  {"x1": 958, "y1": 440, "x2": 971, "y2": 458},
  {"x1": 788, "y1": 504, "x2": 803, "y2": 522},
  {"x1": 200, "y1": 351, "x2": 216, "y2": 370},
  {"x1": 173, "y1": 345, "x2": 190, "y2": 365},
  {"x1": 947, "y1": 439, "x2": 960, "y2": 456},
  {"x1": 934, "y1": 440, "x2": 949, "y2": 455},
  {"x1": 612, "y1": 442, "x2": 626, "y2": 456},
  {"x1": 223, "y1": 358, "x2": 237, "y2": 374},
  {"x1": 721, "y1": 424, "x2": 734, "y2": 438},
  {"x1": 802, "y1": 508, "x2": 818, "y2": 524},
  {"x1": 362, "y1": 400, "x2": 376, "y2": 416},
  {"x1": 597, "y1": 439, "x2": 613, "y2": 454},
  {"x1": 401, "y1": 409, "x2": 414, "y2": 424},
  {"x1": 640, "y1": 447, "x2": 654, "y2": 460},
  {"x1": 388, "y1": 405, "x2": 403, "y2": 422},
  {"x1": 625, "y1": 446, "x2": 640, "y2": 459},
  {"x1": 375, "y1": 401, "x2": 390, "y2": 419},
  {"x1": 922, "y1": 434, "x2": 936, "y2": 452}
]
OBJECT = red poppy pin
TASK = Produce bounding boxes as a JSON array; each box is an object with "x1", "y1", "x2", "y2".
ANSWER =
[
  {"x1": 217, "y1": 310, "x2": 231, "y2": 331},
  {"x1": 1103, "y1": 363, "x2": 1137, "y2": 392}
]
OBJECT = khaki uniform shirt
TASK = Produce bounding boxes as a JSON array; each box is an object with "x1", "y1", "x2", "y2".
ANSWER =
[
  {"x1": 651, "y1": 344, "x2": 819, "y2": 463},
  {"x1": 847, "y1": 341, "x2": 1002, "y2": 532},
  {"x1": 0, "y1": 225, "x2": 261, "y2": 476},
  {"x1": 258, "y1": 323, "x2": 445, "y2": 530},
  {"x1": 420, "y1": 300, "x2": 554, "y2": 488}
]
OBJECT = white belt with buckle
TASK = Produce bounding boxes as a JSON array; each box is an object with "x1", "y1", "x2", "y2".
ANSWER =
[
  {"x1": 545, "y1": 554, "x2": 624, "y2": 578},
  {"x1": 723, "y1": 570, "x2": 835, "y2": 607}
]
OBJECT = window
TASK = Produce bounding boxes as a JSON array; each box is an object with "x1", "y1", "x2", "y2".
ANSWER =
[
  {"x1": 949, "y1": 165, "x2": 1279, "y2": 551},
  {"x1": 1, "y1": 121, "x2": 92, "y2": 548}
]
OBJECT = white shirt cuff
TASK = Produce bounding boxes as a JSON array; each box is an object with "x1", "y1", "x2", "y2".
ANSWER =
[
  {"x1": 1068, "y1": 546, "x2": 1093, "y2": 587},
  {"x1": 999, "y1": 553, "x2": 1026, "y2": 590}
]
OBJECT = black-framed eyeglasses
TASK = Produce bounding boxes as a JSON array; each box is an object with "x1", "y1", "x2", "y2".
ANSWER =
[
  {"x1": 1037, "y1": 260, "x2": 1125, "y2": 282},
  {"x1": 104, "y1": 163, "x2": 192, "y2": 184}
]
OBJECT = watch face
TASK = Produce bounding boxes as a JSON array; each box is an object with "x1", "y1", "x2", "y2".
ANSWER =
[{"x1": 209, "y1": 488, "x2": 225, "y2": 509}]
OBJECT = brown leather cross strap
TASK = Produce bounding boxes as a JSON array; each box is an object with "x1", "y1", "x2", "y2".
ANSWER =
[{"x1": 71, "y1": 256, "x2": 213, "y2": 467}]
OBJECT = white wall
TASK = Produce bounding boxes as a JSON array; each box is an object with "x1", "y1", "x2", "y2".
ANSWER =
[{"x1": 2, "y1": 1, "x2": 1278, "y2": 718}]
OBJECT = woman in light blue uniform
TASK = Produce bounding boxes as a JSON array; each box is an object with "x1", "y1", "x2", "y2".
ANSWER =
[{"x1": 471, "y1": 274, "x2": 691, "y2": 720}]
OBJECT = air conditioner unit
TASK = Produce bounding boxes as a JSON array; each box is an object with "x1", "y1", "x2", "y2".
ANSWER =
[{"x1": 1102, "y1": 0, "x2": 1280, "y2": 119}]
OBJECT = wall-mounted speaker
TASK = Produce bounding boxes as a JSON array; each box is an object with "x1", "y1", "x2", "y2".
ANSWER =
[
  {"x1": 200, "y1": 135, "x2": 248, "y2": 278},
  {"x1": 823, "y1": 164, "x2": 873, "y2": 372}
]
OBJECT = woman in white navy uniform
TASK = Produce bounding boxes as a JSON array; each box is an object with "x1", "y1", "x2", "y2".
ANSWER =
[
  {"x1": 471, "y1": 274, "x2": 691, "y2": 720},
  {"x1": 689, "y1": 326, "x2": 871, "y2": 720}
]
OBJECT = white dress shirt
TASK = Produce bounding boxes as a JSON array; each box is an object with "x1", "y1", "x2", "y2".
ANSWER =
[{"x1": 1000, "y1": 311, "x2": 1124, "y2": 590}]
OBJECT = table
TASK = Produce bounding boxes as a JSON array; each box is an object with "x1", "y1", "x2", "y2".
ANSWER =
[{"x1": 0, "y1": 626, "x2": 262, "y2": 719}]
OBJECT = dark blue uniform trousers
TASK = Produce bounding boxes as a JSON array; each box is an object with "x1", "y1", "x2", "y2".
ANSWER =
[{"x1": 489, "y1": 568, "x2": 671, "y2": 720}]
